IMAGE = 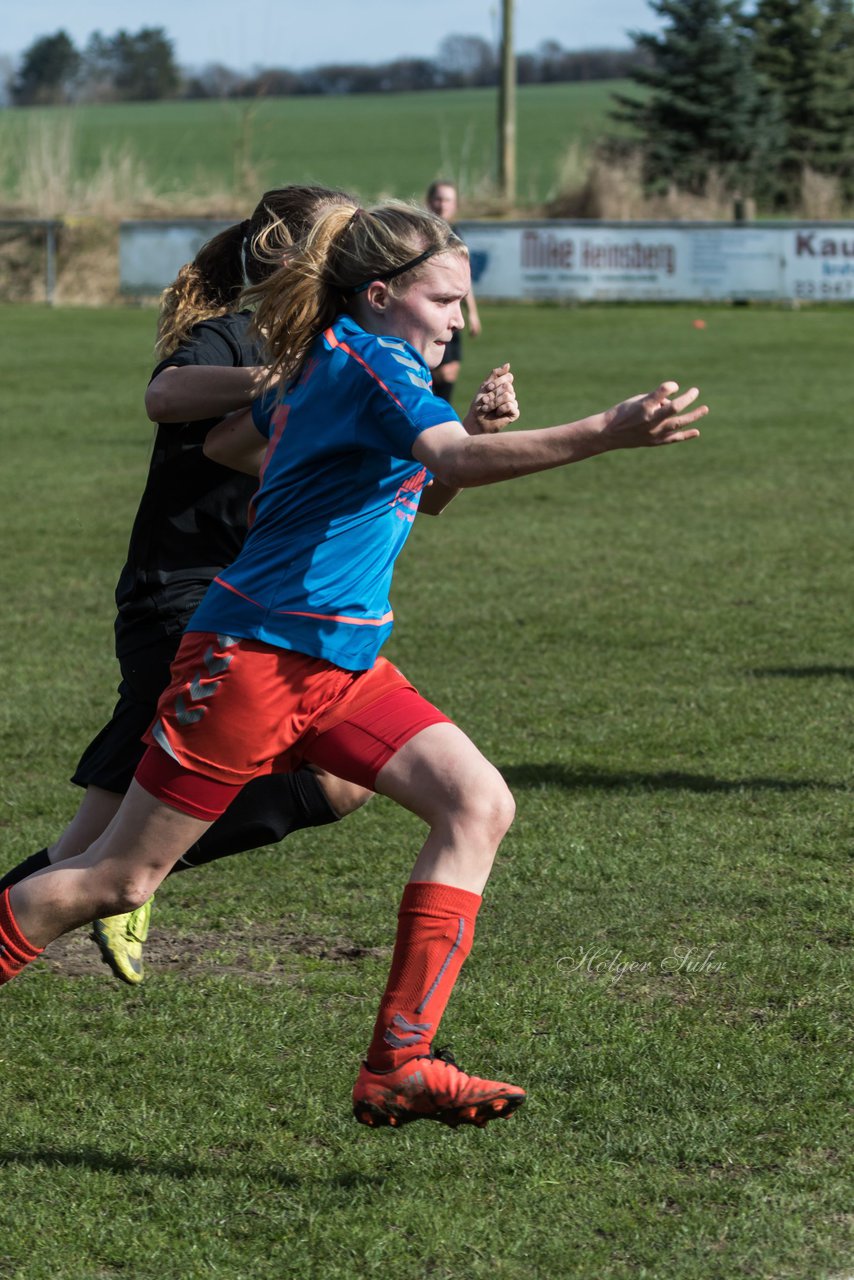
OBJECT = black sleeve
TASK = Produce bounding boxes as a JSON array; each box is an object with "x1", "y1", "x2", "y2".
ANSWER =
[{"x1": 149, "y1": 315, "x2": 255, "y2": 383}]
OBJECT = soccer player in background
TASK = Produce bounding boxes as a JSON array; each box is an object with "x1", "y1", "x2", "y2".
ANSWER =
[{"x1": 425, "y1": 179, "x2": 481, "y2": 404}]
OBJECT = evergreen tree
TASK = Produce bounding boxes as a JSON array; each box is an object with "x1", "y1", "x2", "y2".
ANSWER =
[
  {"x1": 113, "y1": 28, "x2": 180, "y2": 101},
  {"x1": 751, "y1": 0, "x2": 828, "y2": 192},
  {"x1": 613, "y1": 0, "x2": 778, "y2": 195},
  {"x1": 12, "y1": 31, "x2": 79, "y2": 106},
  {"x1": 821, "y1": 0, "x2": 854, "y2": 194},
  {"x1": 80, "y1": 27, "x2": 179, "y2": 102},
  {"x1": 751, "y1": 0, "x2": 854, "y2": 202}
]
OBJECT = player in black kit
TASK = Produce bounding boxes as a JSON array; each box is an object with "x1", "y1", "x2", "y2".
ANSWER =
[{"x1": 0, "y1": 185, "x2": 371, "y2": 984}]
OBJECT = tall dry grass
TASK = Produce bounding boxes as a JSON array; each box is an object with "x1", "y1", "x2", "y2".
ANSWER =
[
  {"x1": 2, "y1": 116, "x2": 851, "y2": 305},
  {"x1": 0, "y1": 115, "x2": 246, "y2": 304},
  {"x1": 799, "y1": 168, "x2": 845, "y2": 220},
  {"x1": 2, "y1": 114, "x2": 241, "y2": 219},
  {"x1": 547, "y1": 144, "x2": 852, "y2": 221},
  {"x1": 419, "y1": 120, "x2": 509, "y2": 215},
  {"x1": 14, "y1": 116, "x2": 75, "y2": 217}
]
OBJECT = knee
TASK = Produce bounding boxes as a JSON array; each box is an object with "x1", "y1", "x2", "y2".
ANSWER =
[
  {"x1": 488, "y1": 777, "x2": 516, "y2": 841},
  {"x1": 455, "y1": 771, "x2": 515, "y2": 846},
  {"x1": 94, "y1": 877, "x2": 156, "y2": 918},
  {"x1": 121, "y1": 881, "x2": 156, "y2": 913}
]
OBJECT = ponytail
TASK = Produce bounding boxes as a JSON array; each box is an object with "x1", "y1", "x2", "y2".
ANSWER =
[
  {"x1": 155, "y1": 222, "x2": 245, "y2": 358},
  {"x1": 154, "y1": 185, "x2": 354, "y2": 360},
  {"x1": 245, "y1": 200, "x2": 467, "y2": 383},
  {"x1": 244, "y1": 202, "x2": 361, "y2": 385}
]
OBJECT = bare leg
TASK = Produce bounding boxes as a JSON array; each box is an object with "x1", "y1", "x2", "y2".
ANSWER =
[
  {"x1": 10, "y1": 781, "x2": 212, "y2": 948},
  {"x1": 372, "y1": 722, "x2": 515, "y2": 892},
  {"x1": 352, "y1": 723, "x2": 524, "y2": 1126},
  {"x1": 38, "y1": 773, "x2": 367, "y2": 873},
  {"x1": 47, "y1": 786, "x2": 123, "y2": 862},
  {"x1": 310, "y1": 768, "x2": 372, "y2": 818}
]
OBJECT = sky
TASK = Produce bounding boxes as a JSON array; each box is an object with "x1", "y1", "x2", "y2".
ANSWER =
[{"x1": 1, "y1": 1, "x2": 664, "y2": 71}]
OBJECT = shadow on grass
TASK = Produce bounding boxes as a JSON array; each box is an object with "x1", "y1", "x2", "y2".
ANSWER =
[
  {"x1": 0, "y1": 1146, "x2": 204, "y2": 1179},
  {"x1": 0, "y1": 1145, "x2": 307, "y2": 1186},
  {"x1": 499, "y1": 763, "x2": 848, "y2": 794},
  {"x1": 750, "y1": 665, "x2": 854, "y2": 679},
  {"x1": 328, "y1": 1170, "x2": 393, "y2": 1189},
  {"x1": 0, "y1": 1147, "x2": 403, "y2": 1191}
]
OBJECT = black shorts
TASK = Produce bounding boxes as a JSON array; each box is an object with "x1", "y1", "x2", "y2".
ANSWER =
[
  {"x1": 71, "y1": 638, "x2": 179, "y2": 794},
  {"x1": 439, "y1": 331, "x2": 462, "y2": 367}
]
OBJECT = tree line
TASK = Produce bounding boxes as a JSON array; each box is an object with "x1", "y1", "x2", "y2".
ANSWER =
[
  {"x1": 9, "y1": 5, "x2": 853, "y2": 211},
  {"x1": 11, "y1": 29, "x2": 180, "y2": 104},
  {"x1": 7, "y1": 28, "x2": 647, "y2": 107},
  {"x1": 615, "y1": 0, "x2": 854, "y2": 208}
]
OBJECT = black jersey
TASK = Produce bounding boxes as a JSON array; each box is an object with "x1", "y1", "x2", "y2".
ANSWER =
[{"x1": 114, "y1": 312, "x2": 261, "y2": 657}]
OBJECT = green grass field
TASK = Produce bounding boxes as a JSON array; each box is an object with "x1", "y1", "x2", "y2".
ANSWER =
[
  {"x1": 0, "y1": 302, "x2": 851, "y2": 1280},
  {"x1": 0, "y1": 81, "x2": 628, "y2": 208}
]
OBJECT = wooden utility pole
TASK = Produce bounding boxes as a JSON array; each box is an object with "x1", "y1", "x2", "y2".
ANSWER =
[{"x1": 497, "y1": 0, "x2": 516, "y2": 206}]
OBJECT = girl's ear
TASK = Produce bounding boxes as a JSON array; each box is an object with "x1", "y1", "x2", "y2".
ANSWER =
[{"x1": 363, "y1": 280, "x2": 390, "y2": 312}]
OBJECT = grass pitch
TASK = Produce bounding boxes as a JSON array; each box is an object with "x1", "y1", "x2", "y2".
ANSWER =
[{"x1": 0, "y1": 302, "x2": 851, "y2": 1279}]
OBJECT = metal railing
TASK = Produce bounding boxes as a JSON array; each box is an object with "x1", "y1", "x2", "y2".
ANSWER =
[{"x1": 0, "y1": 219, "x2": 62, "y2": 304}]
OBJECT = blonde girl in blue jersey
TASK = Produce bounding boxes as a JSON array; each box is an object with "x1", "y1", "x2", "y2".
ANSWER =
[{"x1": 1, "y1": 201, "x2": 706, "y2": 1130}]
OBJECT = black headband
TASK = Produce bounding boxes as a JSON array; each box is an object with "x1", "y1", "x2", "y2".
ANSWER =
[{"x1": 350, "y1": 246, "x2": 440, "y2": 295}]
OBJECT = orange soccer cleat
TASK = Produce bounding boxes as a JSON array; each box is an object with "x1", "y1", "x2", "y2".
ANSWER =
[{"x1": 353, "y1": 1046, "x2": 526, "y2": 1129}]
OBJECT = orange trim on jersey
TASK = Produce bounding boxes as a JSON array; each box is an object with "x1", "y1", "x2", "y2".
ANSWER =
[
  {"x1": 248, "y1": 404, "x2": 289, "y2": 529},
  {"x1": 324, "y1": 326, "x2": 407, "y2": 413},
  {"x1": 259, "y1": 403, "x2": 289, "y2": 487},
  {"x1": 276, "y1": 607, "x2": 394, "y2": 628},
  {"x1": 211, "y1": 576, "x2": 264, "y2": 608},
  {"x1": 211, "y1": 576, "x2": 393, "y2": 628}
]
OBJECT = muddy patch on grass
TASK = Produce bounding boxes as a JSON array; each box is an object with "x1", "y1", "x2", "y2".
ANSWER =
[{"x1": 41, "y1": 925, "x2": 389, "y2": 983}]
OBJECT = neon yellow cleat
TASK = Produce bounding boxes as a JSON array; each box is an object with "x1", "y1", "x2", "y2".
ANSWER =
[{"x1": 91, "y1": 897, "x2": 153, "y2": 986}]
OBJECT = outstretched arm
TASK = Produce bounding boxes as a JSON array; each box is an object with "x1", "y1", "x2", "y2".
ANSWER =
[
  {"x1": 145, "y1": 365, "x2": 272, "y2": 423},
  {"x1": 419, "y1": 363, "x2": 519, "y2": 515},
  {"x1": 413, "y1": 382, "x2": 706, "y2": 490}
]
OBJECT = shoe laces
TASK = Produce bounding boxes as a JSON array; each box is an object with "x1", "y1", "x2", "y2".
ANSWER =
[
  {"x1": 424, "y1": 1044, "x2": 459, "y2": 1069},
  {"x1": 126, "y1": 902, "x2": 150, "y2": 942}
]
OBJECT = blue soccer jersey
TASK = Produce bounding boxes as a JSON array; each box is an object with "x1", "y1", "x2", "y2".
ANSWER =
[{"x1": 187, "y1": 315, "x2": 460, "y2": 670}]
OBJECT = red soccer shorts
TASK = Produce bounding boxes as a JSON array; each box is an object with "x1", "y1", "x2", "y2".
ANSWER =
[{"x1": 137, "y1": 632, "x2": 451, "y2": 820}]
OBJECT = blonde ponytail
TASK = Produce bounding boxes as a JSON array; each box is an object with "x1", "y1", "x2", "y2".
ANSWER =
[
  {"x1": 154, "y1": 185, "x2": 354, "y2": 360},
  {"x1": 245, "y1": 202, "x2": 361, "y2": 384}
]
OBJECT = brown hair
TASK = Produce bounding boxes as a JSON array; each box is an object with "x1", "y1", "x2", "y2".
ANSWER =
[
  {"x1": 426, "y1": 178, "x2": 457, "y2": 202},
  {"x1": 155, "y1": 184, "x2": 353, "y2": 358},
  {"x1": 244, "y1": 200, "x2": 467, "y2": 383}
]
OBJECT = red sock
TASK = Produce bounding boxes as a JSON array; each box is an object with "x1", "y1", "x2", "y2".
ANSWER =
[
  {"x1": 366, "y1": 881, "x2": 482, "y2": 1072},
  {"x1": 0, "y1": 888, "x2": 44, "y2": 985}
]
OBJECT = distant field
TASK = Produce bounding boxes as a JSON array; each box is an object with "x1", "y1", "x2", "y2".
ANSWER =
[
  {"x1": 0, "y1": 81, "x2": 631, "y2": 208},
  {"x1": 0, "y1": 302, "x2": 851, "y2": 1279}
]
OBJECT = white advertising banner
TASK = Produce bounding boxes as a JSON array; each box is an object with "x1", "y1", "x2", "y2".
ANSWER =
[
  {"x1": 120, "y1": 219, "x2": 854, "y2": 303},
  {"x1": 781, "y1": 226, "x2": 854, "y2": 301},
  {"x1": 456, "y1": 221, "x2": 791, "y2": 302}
]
